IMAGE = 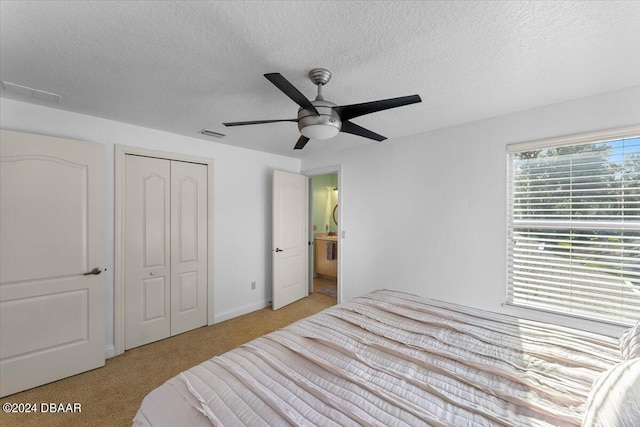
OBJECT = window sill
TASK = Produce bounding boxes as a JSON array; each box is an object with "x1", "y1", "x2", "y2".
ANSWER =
[{"x1": 501, "y1": 302, "x2": 628, "y2": 338}]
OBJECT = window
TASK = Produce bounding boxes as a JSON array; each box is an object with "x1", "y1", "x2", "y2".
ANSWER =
[{"x1": 507, "y1": 128, "x2": 640, "y2": 325}]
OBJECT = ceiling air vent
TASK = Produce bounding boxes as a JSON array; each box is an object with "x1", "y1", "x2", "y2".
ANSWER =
[
  {"x1": 1, "y1": 81, "x2": 62, "y2": 103},
  {"x1": 199, "y1": 129, "x2": 225, "y2": 139}
]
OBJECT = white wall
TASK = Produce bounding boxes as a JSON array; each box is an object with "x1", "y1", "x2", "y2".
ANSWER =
[
  {"x1": 0, "y1": 98, "x2": 301, "y2": 356},
  {"x1": 4, "y1": 85, "x2": 638, "y2": 350},
  {"x1": 302, "y1": 85, "x2": 640, "y2": 336}
]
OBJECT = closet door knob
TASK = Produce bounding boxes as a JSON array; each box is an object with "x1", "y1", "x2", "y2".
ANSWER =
[
  {"x1": 83, "y1": 267, "x2": 102, "y2": 275},
  {"x1": 274, "y1": 248, "x2": 283, "y2": 252}
]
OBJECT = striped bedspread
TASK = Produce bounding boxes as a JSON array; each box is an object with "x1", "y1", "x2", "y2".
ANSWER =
[{"x1": 133, "y1": 290, "x2": 621, "y2": 426}]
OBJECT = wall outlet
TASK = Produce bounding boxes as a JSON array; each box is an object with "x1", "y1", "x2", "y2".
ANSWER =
[{"x1": 251, "y1": 281, "x2": 256, "y2": 290}]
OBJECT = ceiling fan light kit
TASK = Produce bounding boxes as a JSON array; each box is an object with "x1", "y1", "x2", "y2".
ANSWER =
[
  {"x1": 223, "y1": 68, "x2": 421, "y2": 150},
  {"x1": 298, "y1": 102, "x2": 341, "y2": 140}
]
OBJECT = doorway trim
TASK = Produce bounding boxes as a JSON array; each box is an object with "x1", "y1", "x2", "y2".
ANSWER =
[
  {"x1": 114, "y1": 145, "x2": 215, "y2": 356},
  {"x1": 302, "y1": 164, "x2": 342, "y2": 303}
]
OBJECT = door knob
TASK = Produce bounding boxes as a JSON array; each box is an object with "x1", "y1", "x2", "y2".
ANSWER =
[
  {"x1": 274, "y1": 248, "x2": 283, "y2": 252},
  {"x1": 83, "y1": 267, "x2": 102, "y2": 275}
]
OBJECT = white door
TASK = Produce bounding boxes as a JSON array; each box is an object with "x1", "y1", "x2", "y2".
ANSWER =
[
  {"x1": 272, "y1": 170, "x2": 308, "y2": 310},
  {"x1": 0, "y1": 130, "x2": 105, "y2": 397},
  {"x1": 170, "y1": 161, "x2": 207, "y2": 335},
  {"x1": 124, "y1": 155, "x2": 207, "y2": 350},
  {"x1": 124, "y1": 155, "x2": 171, "y2": 349}
]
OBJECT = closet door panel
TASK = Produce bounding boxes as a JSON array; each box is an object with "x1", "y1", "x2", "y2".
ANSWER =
[
  {"x1": 124, "y1": 155, "x2": 171, "y2": 349},
  {"x1": 170, "y1": 161, "x2": 208, "y2": 335}
]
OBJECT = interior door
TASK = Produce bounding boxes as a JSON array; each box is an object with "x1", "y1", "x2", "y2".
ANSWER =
[
  {"x1": 272, "y1": 170, "x2": 309, "y2": 310},
  {"x1": 124, "y1": 155, "x2": 171, "y2": 349},
  {"x1": 0, "y1": 129, "x2": 105, "y2": 397},
  {"x1": 170, "y1": 161, "x2": 207, "y2": 335}
]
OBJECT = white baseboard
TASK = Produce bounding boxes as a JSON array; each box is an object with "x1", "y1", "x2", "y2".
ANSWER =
[
  {"x1": 104, "y1": 301, "x2": 269, "y2": 358},
  {"x1": 105, "y1": 344, "x2": 116, "y2": 359},
  {"x1": 212, "y1": 299, "x2": 270, "y2": 324}
]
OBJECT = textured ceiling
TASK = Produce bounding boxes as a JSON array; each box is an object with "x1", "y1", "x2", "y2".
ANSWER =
[{"x1": 1, "y1": 1, "x2": 640, "y2": 159}]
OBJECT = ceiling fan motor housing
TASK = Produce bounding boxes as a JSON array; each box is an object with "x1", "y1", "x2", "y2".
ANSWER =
[{"x1": 298, "y1": 99, "x2": 341, "y2": 139}]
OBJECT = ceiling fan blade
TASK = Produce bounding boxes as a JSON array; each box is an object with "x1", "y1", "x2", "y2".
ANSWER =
[
  {"x1": 294, "y1": 135, "x2": 310, "y2": 150},
  {"x1": 334, "y1": 94, "x2": 422, "y2": 121},
  {"x1": 264, "y1": 73, "x2": 319, "y2": 115},
  {"x1": 340, "y1": 121, "x2": 387, "y2": 141},
  {"x1": 222, "y1": 118, "x2": 298, "y2": 127}
]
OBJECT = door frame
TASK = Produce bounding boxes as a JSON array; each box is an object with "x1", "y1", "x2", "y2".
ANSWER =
[
  {"x1": 302, "y1": 165, "x2": 342, "y2": 303},
  {"x1": 114, "y1": 145, "x2": 214, "y2": 356}
]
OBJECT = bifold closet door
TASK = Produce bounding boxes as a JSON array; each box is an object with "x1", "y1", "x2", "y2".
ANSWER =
[{"x1": 124, "y1": 155, "x2": 207, "y2": 350}]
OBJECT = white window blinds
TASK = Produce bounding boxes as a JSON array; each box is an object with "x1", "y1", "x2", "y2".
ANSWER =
[{"x1": 507, "y1": 128, "x2": 640, "y2": 325}]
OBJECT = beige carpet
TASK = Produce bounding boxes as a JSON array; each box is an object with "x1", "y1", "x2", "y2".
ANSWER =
[{"x1": 0, "y1": 293, "x2": 336, "y2": 427}]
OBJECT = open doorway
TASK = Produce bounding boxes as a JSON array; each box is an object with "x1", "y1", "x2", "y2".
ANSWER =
[{"x1": 309, "y1": 172, "x2": 339, "y2": 303}]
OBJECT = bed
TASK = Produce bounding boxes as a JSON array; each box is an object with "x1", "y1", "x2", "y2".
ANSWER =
[{"x1": 133, "y1": 289, "x2": 640, "y2": 427}]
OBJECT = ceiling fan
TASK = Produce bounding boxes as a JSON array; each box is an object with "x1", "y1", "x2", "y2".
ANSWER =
[{"x1": 222, "y1": 68, "x2": 422, "y2": 150}]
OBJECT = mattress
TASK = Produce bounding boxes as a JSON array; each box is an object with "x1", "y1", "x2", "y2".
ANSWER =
[{"x1": 133, "y1": 290, "x2": 622, "y2": 426}]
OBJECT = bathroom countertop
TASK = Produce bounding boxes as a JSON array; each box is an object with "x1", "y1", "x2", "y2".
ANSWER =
[{"x1": 315, "y1": 233, "x2": 338, "y2": 241}]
